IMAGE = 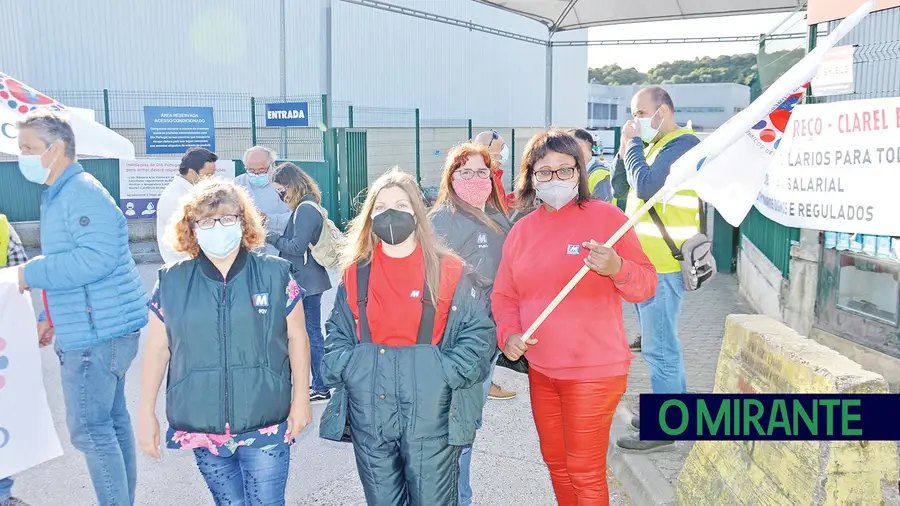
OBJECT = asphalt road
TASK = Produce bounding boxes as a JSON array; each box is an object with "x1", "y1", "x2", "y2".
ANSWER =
[{"x1": 11, "y1": 262, "x2": 632, "y2": 506}]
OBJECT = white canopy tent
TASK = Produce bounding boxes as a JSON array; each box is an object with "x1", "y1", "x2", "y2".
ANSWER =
[
  {"x1": 473, "y1": 0, "x2": 808, "y2": 124},
  {"x1": 473, "y1": 0, "x2": 806, "y2": 32}
]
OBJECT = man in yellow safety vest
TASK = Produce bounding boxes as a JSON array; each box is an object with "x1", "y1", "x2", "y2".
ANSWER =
[
  {"x1": 612, "y1": 86, "x2": 701, "y2": 453},
  {"x1": 569, "y1": 128, "x2": 614, "y2": 204}
]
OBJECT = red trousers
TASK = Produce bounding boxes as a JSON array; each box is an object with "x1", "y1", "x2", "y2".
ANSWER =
[{"x1": 529, "y1": 370, "x2": 627, "y2": 506}]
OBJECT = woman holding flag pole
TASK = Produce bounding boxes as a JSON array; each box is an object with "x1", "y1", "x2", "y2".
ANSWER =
[{"x1": 490, "y1": 129, "x2": 657, "y2": 505}]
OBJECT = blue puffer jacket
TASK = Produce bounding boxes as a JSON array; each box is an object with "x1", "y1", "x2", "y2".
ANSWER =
[{"x1": 23, "y1": 163, "x2": 149, "y2": 352}]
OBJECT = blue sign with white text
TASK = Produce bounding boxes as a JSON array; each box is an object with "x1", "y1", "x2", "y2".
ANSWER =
[
  {"x1": 144, "y1": 106, "x2": 215, "y2": 154},
  {"x1": 265, "y1": 102, "x2": 309, "y2": 127}
]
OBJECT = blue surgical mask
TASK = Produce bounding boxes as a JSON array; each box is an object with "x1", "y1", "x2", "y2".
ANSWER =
[
  {"x1": 18, "y1": 146, "x2": 55, "y2": 185},
  {"x1": 249, "y1": 173, "x2": 270, "y2": 188},
  {"x1": 195, "y1": 222, "x2": 243, "y2": 259},
  {"x1": 499, "y1": 145, "x2": 510, "y2": 165}
]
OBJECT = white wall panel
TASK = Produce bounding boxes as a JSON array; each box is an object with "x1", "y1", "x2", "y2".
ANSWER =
[{"x1": 0, "y1": 0, "x2": 586, "y2": 127}]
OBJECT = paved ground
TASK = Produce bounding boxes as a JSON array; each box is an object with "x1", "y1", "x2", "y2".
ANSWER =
[
  {"x1": 614, "y1": 273, "x2": 754, "y2": 491},
  {"x1": 11, "y1": 262, "x2": 635, "y2": 506}
]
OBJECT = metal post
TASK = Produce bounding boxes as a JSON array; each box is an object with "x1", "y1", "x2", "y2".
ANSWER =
[
  {"x1": 510, "y1": 128, "x2": 516, "y2": 188},
  {"x1": 467, "y1": 119, "x2": 472, "y2": 140},
  {"x1": 415, "y1": 108, "x2": 421, "y2": 184},
  {"x1": 279, "y1": 0, "x2": 287, "y2": 158},
  {"x1": 323, "y1": 0, "x2": 333, "y2": 129},
  {"x1": 806, "y1": 22, "x2": 819, "y2": 100},
  {"x1": 321, "y1": 94, "x2": 329, "y2": 156},
  {"x1": 250, "y1": 97, "x2": 257, "y2": 146},
  {"x1": 544, "y1": 40, "x2": 553, "y2": 127},
  {"x1": 348, "y1": 105, "x2": 354, "y2": 128},
  {"x1": 102, "y1": 89, "x2": 111, "y2": 128}
]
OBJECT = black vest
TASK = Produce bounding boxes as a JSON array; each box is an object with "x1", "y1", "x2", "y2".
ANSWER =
[{"x1": 158, "y1": 249, "x2": 294, "y2": 434}]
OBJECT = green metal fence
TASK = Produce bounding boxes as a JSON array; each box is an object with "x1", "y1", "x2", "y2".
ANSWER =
[
  {"x1": 1, "y1": 157, "x2": 337, "y2": 223},
  {"x1": 740, "y1": 206, "x2": 800, "y2": 276}
]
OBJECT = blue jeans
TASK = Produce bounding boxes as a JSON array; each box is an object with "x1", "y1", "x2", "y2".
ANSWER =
[
  {"x1": 193, "y1": 444, "x2": 291, "y2": 506},
  {"x1": 457, "y1": 351, "x2": 498, "y2": 506},
  {"x1": 304, "y1": 293, "x2": 326, "y2": 392},
  {"x1": 0, "y1": 476, "x2": 12, "y2": 501},
  {"x1": 634, "y1": 272, "x2": 687, "y2": 394},
  {"x1": 57, "y1": 333, "x2": 140, "y2": 506}
]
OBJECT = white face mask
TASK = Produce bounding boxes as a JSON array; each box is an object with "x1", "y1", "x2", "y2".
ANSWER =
[
  {"x1": 535, "y1": 180, "x2": 578, "y2": 210},
  {"x1": 195, "y1": 222, "x2": 243, "y2": 259},
  {"x1": 637, "y1": 107, "x2": 664, "y2": 143},
  {"x1": 498, "y1": 145, "x2": 510, "y2": 165}
]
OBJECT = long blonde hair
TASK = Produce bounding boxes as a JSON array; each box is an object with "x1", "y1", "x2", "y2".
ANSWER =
[{"x1": 340, "y1": 167, "x2": 455, "y2": 302}]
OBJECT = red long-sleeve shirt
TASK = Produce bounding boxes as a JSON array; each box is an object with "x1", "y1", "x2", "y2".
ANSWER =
[{"x1": 491, "y1": 199, "x2": 657, "y2": 380}]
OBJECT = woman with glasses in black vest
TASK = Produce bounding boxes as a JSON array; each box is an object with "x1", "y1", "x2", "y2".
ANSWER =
[{"x1": 137, "y1": 180, "x2": 312, "y2": 506}]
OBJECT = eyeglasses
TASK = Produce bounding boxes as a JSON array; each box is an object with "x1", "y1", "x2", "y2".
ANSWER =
[
  {"x1": 455, "y1": 168, "x2": 492, "y2": 180},
  {"x1": 194, "y1": 215, "x2": 240, "y2": 230},
  {"x1": 534, "y1": 167, "x2": 576, "y2": 183}
]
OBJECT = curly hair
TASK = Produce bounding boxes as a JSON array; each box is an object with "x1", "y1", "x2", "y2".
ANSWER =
[{"x1": 166, "y1": 179, "x2": 265, "y2": 258}]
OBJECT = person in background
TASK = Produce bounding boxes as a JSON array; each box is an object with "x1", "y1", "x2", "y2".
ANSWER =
[
  {"x1": 0, "y1": 215, "x2": 29, "y2": 506},
  {"x1": 611, "y1": 86, "x2": 701, "y2": 453},
  {"x1": 428, "y1": 142, "x2": 512, "y2": 506},
  {"x1": 492, "y1": 129, "x2": 656, "y2": 505},
  {"x1": 569, "y1": 128, "x2": 613, "y2": 203},
  {"x1": 15, "y1": 112, "x2": 148, "y2": 506},
  {"x1": 473, "y1": 130, "x2": 513, "y2": 211},
  {"x1": 137, "y1": 180, "x2": 312, "y2": 506},
  {"x1": 156, "y1": 147, "x2": 218, "y2": 264},
  {"x1": 318, "y1": 168, "x2": 495, "y2": 506},
  {"x1": 235, "y1": 146, "x2": 292, "y2": 255},
  {"x1": 471, "y1": 130, "x2": 518, "y2": 399},
  {"x1": 269, "y1": 162, "x2": 333, "y2": 404}
]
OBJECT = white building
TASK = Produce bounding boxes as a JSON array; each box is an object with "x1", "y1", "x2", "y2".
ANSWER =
[
  {"x1": 587, "y1": 83, "x2": 750, "y2": 132},
  {"x1": 0, "y1": 0, "x2": 587, "y2": 129}
]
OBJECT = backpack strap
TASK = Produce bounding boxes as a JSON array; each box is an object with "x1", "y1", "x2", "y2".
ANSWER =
[
  {"x1": 356, "y1": 262, "x2": 373, "y2": 344},
  {"x1": 647, "y1": 207, "x2": 684, "y2": 261},
  {"x1": 416, "y1": 274, "x2": 437, "y2": 345},
  {"x1": 355, "y1": 261, "x2": 438, "y2": 345}
]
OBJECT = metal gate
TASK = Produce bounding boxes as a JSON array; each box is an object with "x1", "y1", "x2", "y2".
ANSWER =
[{"x1": 336, "y1": 128, "x2": 369, "y2": 227}]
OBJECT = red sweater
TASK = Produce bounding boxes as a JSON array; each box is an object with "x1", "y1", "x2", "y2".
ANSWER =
[
  {"x1": 343, "y1": 245, "x2": 464, "y2": 346},
  {"x1": 491, "y1": 199, "x2": 657, "y2": 380}
]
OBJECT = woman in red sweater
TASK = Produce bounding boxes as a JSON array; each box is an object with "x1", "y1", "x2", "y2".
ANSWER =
[{"x1": 491, "y1": 129, "x2": 657, "y2": 505}]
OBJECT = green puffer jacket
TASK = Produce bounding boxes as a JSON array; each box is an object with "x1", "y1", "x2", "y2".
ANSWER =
[{"x1": 318, "y1": 268, "x2": 496, "y2": 446}]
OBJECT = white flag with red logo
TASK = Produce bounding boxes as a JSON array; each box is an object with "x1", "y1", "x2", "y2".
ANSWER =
[
  {"x1": 662, "y1": 0, "x2": 874, "y2": 226},
  {"x1": 0, "y1": 268, "x2": 63, "y2": 478}
]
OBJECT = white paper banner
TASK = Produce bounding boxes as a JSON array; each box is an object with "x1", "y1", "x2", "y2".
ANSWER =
[
  {"x1": 0, "y1": 268, "x2": 63, "y2": 478},
  {"x1": 757, "y1": 97, "x2": 900, "y2": 235},
  {"x1": 118, "y1": 158, "x2": 236, "y2": 219}
]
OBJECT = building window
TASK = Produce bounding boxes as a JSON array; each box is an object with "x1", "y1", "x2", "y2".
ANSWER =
[
  {"x1": 626, "y1": 106, "x2": 724, "y2": 114},
  {"x1": 836, "y1": 252, "x2": 900, "y2": 325},
  {"x1": 589, "y1": 103, "x2": 617, "y2": 121}
]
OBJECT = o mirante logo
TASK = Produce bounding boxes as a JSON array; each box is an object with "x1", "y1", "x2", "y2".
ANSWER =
[{"x1": 637, "y1": 394, "x2": 897, "y2": 441}]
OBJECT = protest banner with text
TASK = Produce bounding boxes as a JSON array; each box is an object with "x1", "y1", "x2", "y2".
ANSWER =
[{"x1": 757, "y1": 97, "x2": 900, "y2": 235}]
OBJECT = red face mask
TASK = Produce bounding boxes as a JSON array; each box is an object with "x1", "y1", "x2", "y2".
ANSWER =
[{"x1": 453, "y1": 177, "x2": 493, "y2": 209}]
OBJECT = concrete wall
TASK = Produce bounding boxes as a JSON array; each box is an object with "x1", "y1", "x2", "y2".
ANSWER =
[{"x1": 738, "y1": 229, "x2": 819, "y2": 338}]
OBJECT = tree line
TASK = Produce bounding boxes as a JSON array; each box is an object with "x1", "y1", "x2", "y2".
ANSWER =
[{"x1": 588, "y1": 50, "x2": 805, "y2": 86}]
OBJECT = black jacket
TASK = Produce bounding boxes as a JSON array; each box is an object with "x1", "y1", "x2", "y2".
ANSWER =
[
  {"x1": 429, "y1": 204, "x2": 511, "y2": 286},
  {"x1": 266, "y1": 195, "x2": 333, "y2": 296}
]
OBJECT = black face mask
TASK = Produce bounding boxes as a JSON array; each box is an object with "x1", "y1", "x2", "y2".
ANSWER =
[
  {"x1": 277, "y1": 189, "x2": 286, "y2": 201},
  {"x1": 372, "y1": 209, "x2": 416, "y2": 246}
]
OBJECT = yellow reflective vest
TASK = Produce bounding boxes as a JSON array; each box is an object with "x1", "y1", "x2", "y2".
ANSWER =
[
  {"x1": 0, "y1": 214, "x2": 9, "y2": 267},
  {"x1": 624, "y1": 127, "x2": 700, "y2": 274},
  {"x1": 587, "y1": 166, "x2": 617, "y2": 206}
]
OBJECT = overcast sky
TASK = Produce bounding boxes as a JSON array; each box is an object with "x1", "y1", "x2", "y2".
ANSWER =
[{"x1": 586, "y1": 12, "x2": 810, "y2": 71}]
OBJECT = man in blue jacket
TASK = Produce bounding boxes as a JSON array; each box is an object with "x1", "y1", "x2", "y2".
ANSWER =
[{"x1": 14, "y1": 112, "x2": 148, "y2": 506}]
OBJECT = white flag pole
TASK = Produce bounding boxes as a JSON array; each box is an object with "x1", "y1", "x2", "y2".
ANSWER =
[{"x1": 519, "y1": 189, "x2": 665, "y2": 342}]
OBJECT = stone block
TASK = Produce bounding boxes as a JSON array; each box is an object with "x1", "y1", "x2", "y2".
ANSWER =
[{"x1": 676, "y1": 314, "x2": 900, "y2": 506}]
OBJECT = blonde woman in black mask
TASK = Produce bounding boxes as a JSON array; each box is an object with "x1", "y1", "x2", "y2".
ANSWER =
[{"x1": 318, "y1": 168, "x2": 496, "y2": 505}]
